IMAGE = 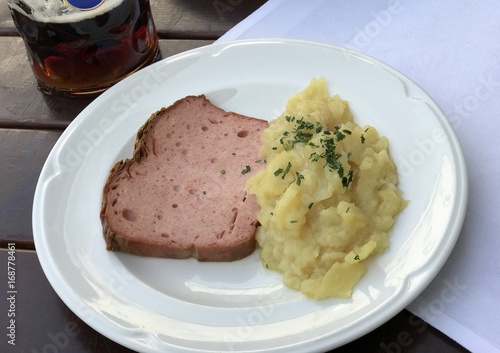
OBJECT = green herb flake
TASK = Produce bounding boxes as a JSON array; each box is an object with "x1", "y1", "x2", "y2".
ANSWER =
[
  {"x1": 346, "y1": 207, "x2": 350, "y2": 213},
  {"x1": 308, "y1": 202, "x2": 314, "y2": 209},
  {"x1": 333, "y1": 127, "x2": 346, "y2": 141},
  {"x1": 279, "y1": 137, "x2": 292, "y2": 151},
  {"x1": 220, "y1": 169, "x2": 226, "y2": 174},
  {"x1": 295, "y1": 172, "x2": 305, "y2": 186},
  {"x1": 241, "y1": 165, "x2": 251, "y2": 175},
  {"x1": 310, "y1": 152, "x2": 321, "y2": 162},
  {"x1": 255, "y1": 159, "x2": 262, "y2": 163},
  {"x1": 354, "y1": 255, "x2": 360, "y2": 261},
  {"x1": 274, "y1": 168, "x2": 284, "y2": 177},
  {"x1": 342, "y1": 170, "x2": 354, "y2": 188},
  {"x1": 360, "y1": 134, "x2": 366, "y2": 144},
  {"x1": 282, "y1": 162, "x2": 292, "y2": 179},
  {"x1": 290, "y1": 220, "x2": 298, "y2": 224}
]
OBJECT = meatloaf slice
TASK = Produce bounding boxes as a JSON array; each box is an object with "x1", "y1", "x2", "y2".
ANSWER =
[{"x1": 100, "y1": 95, "x2": 267, "y2": 261}]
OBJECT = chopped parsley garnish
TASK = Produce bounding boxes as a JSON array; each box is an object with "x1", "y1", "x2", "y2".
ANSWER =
[
  {"x1": 220, "y1": 169, "x2": 226, "y2": 174},
  {"x1": 295, "y1": 172, "x2": 305, "y2": 186},
  {"x1": 241, "y1": 165, "x2": 251, "y2": 174},
  {"x1": 360, "y1": 134, "x2": 366, "y2": 144},
  {"x1": 308, "y1": 202, "x2": 314, "y2": 209},
  {"x1": 333, "y1": 127, "x2": 346, "y2": 141},
  {"x1": 309, "y1": 152, "x2": 321, "y2": 162},
  {"x1": 280, "y1": 136, "x2": 293, "y2": 151},
  {"x1": 278, "y1": 116, "x2": 317, "y2": 150},
  {"x1": 273, "y1": 115, "x2": 356, "y2": 188},
  {"x1": 282, "y1": 162, "x2": 292, "y2": 179},
  {"x1": 290, "y1": 220, "x2": 298, "y2": 224}
]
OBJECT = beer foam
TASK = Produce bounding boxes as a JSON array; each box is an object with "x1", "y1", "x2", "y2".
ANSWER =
[{"x1": 9, "y1": 0, "x2": 126, "y2": 23}]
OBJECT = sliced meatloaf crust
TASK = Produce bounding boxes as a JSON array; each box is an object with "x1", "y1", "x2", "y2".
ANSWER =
[{"x1": 100, "y1": 95, "x2": 267, "y2": 261}]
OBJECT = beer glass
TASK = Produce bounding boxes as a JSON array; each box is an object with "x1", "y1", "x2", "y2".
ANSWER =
[{"x1": 7, "y1": 0, "x2": 159, "y2": 97}]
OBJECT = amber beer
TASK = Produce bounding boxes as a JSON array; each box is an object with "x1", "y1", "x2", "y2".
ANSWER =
[{"x1": 8, "y1": 0, "x2": 159, "y2": 97}]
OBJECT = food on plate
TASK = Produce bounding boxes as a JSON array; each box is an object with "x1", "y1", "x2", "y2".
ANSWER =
[
  {"x1": 100, "y1": 95, "x2": 267, "y2": 261},
  {"x1": 247, "y1": 78, "x2": 407, "y2": 299}
]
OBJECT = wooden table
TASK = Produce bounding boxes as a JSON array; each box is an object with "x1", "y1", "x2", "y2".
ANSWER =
[{"x1": 0, "y1": 1, "x2": 471, "y2": 352}]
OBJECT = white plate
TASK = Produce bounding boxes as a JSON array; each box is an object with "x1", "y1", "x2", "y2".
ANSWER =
[{"x1": 32, "y1": 39, "x2": 468, "y2": 353}]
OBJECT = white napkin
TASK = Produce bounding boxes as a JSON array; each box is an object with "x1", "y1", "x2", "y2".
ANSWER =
[{"x1": 217, "y1": 1, "x2": 500, "y2": 352}]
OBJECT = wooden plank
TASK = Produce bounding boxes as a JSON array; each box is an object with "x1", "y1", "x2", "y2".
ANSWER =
[
  {"x1": 0, "y1": 0, "x2": 267, "y2": 38},
  {"x1": 0, "y1": 3, "x2": 15, "y2": 35},
  {"x1": 0, "y1": 38, "x2": 213, "y2": 129},
  {"x1": 0, "y1": 37, "x2": 92, "y2": 130},
  {"x1": 0, "y1": 129, "x2": 61, "y2": 246},
  {"x1": 152, "y1": 0, "x2": 267, "y2": 39},
  {"x1": 0, "y1": 249, "x2": 137, "y2": 352},
  {"x1": 374, "y1": 310, "x2": 470, "y2": 353}
]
